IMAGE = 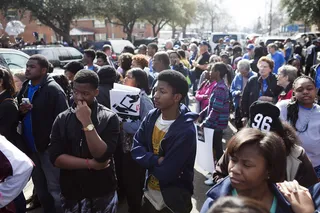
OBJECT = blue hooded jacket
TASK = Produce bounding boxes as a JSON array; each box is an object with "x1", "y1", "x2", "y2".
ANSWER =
[
  {"x1": 200, "y1": 177, "x2": 320, "y2": 213},
  {"x1": 131, "y1": 104, "x2": 198, "y2": 194},
  {"x1": 230, "y1": 71, "x2": 256, "y2": 109}
]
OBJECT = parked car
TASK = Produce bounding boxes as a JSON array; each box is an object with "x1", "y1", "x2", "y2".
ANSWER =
[
  {"x1": 255, "y1": 36, "x2": 297, "y2": 46},
  {"x1": 21, "y1": 46, "x2": 83, "y2": 67},
  {"x1": 0, "y1": 48, "x2": 29, "y2": 74},
  {"x1": 209, "y1": 32, "x2": 247, "y2": 50},
  {"x1": 133, "y1": 37, "x2": 158, "y2": 48}
]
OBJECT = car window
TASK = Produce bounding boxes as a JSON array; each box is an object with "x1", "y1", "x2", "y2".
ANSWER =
[
  {"x1": 110, "y1": 40, "x2": 134, "y2": 54},
  {"x1": 67, "y1": 48, "x2": 83, "y2": 60},
  {"x1": 0, "y1": 53, "x2": 28, "y2": 69},
  {"x1": 39, "y1": 49, "x2": 55, "y2": 61},
  {"x1": 21, "y1": 49, "x2": 39, "y2": 56},
  {"x1": 57, "y1": 48, "x2": 70, "y2": 61}
]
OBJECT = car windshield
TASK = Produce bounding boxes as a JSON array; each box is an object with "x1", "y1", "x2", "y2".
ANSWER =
[
  {"x1": 110, "y1": 40, "x2": 134, "y2": 54},
  {"x1": 212, "y1": 34, "x2": 238, "y2": 43}
]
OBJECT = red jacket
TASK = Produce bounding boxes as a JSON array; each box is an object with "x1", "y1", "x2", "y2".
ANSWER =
[{"x1": 278, "y1": 88, "x2": 293, "y2": 101}]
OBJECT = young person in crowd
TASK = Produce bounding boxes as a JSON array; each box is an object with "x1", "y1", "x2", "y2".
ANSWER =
[
  {"x1": 230, "y1": 59, "x2": 256, "y2": 130},
  {"x1": 49, "y1": 70, "x2": 120, "y2": 213},
  {"x1": 17, "y1": 55, "x2": 68, "y2": 213},
  {"x1": 196, "y1": 70, "x2": 216, "y2": 113},
  {"x1": 13, "y1": 72, "x2": 26, "y2": 93},
  {"x1": 118, "y1": 53, "x2": 133, "y2": 77},
  {"x1": 52, "y1": 74, "x2": 72, "y2": 104},
  {"x1": 138, "y1": 44, "x2": 147, "y2": 55},
  {"x1": 198, "y1": 55, "x2": 221, "y2": 88},
  {"x1": 211, "y1": 101, "x2": 318, "y2": 188},
  {"x1": 242, "y1": 44, "x2": 255, "y2": 60},
  {"x1": 131, "y1": 54, "x2": 154, "y2": 90},
  {"x1": 250, "y1": 46, "x2": 266, "y2": 73},
  {"x1": 102, "y1": 44, "x2": 116, "y2": 68},
  {"x1": 0, "y1": 67, "x2": 19, "y2": 143},
  {"x1": 277, "y1": 75, "x2": 320, "y2": 178},
  {"x1": 267, "y1": 43, "x2": 285, "y2": 74},
  {"x1": 96, "y1": 50, "x2": 110, "y2": 67},
  {"x1": 84, "y1": 49, "x2": 100, "y2": 72},
  {"x1": 151, "y1": 51, "x2": 171, "y2": 97},
  {"x1": 177, "y1": 49, "x2": 191, "y2": 69},
  {"x1": 64, "y1": 61, "x2": 84, "y2": 83},
  {"x1": 96, "y1": 65, "x2": 117, "y2": 109},
  {"x1": 199, "y1": 62, "x2": 230, "y2": 168},
  {"x1": 168, "y1": 50, "x2": 191, "y2": 105},
  {"x1": 277, "y1": 65, "x2": 297, "y2": 101},
  {"x1": 121, "y1": 68, "x2": 154, "y2": 213},
  {"x1": 200, "y1": 128, "x2": 294, "y2": 213},
  {"x1": 0, "y1": 135, "x2": 33, "y2": 213},
  {"x1": 147, "y1": 43, "x2": 158, "y2": 73},
  {"x1": 131, "y1": 70, "x2": 197, "y2": 213},
  {"x1": 241, "y1": 56, "x2": 282, "y2": 126},
  {"x1": 192, "y1": 41, "x2": 210, "y2": 93},
  {"x1": 288, "y1": 55, "x2": 303, "y2": 77},
  {"x1": 122, "y1": 46, "x2": 135, "y2": 55}
]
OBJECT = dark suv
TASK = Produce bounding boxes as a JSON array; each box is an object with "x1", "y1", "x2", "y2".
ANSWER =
[{"x1": 22, "y1": 46, "x2": 83, "y2": 67}]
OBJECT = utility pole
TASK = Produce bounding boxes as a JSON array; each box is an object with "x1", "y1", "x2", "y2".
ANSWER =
[{"x1": 269, "y1": 0, "x2": 273, "y2": 35}]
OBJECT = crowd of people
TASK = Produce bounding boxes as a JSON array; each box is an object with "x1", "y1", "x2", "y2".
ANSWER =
[{"x1": 1, "y1": 35, "x2": 320, "y2": 213}]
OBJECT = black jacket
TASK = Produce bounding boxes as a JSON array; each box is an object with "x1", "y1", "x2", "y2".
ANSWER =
[
  {"x1": 17, "y1": 74, "x2": 68, "y2": 152},
  {"x1": 0, "y1": 90, "x2": 19, "y2": 143},
  {"x1": 48, "y1": 100, "x2": 120, "y2": 200},
  {"x1": 241, "y1": 73, "x2": 282, "y2": 118},
  {"x1": 97, "y1": 84, "x2": 113, "y2": 109}
]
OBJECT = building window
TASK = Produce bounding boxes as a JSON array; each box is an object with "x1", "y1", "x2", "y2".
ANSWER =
[
  {"x1": 95, "y1": 33, "x2": 106, "y2": 41},
  {"x1": 94, "y1": 20, "x2": 105, "y2": 28}
]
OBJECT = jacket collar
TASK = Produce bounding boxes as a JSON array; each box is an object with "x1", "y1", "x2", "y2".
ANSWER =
[
  {"x1": 149, "y1": 104, "x2": 198, "y2": 126},
  {"x1": 21, "y1": 74, "x2": 53, "y2": 96},
  {"x1": 206, "y1": 177, "x2": 293, "y2": 212}
]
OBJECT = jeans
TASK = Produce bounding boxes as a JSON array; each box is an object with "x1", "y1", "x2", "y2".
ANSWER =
[
  {"x1": 213, "y1": 130, "x2": 223, "y2": 163},
  {"x1": 61, "y1": 191, "x2": 118, "y2": 213},
  {"x1": 122, "y1": 152, "x2": 145, "y2": 213},
  {"x1": 30, "y1": 151, "x2": 63, "y2": 213}
]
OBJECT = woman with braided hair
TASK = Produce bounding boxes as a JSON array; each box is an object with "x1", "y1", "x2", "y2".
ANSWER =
[{"x1": 277, "y1": 75, "x2": 320, "y2": 178}]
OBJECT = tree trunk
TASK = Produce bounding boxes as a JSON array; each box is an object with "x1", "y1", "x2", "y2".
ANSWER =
[
  {"x1": 152, "y1": 24, "x2": 158, "y2": 37},
  {"x1": 182, "y1": 25, "x2": 187, "y2": 38},
  {"x1": 171, "y1": 25, "x2": 176, "y2": 39},
  {"x1": 211, "y1": 17, "x2": 214, "y2": 32}
]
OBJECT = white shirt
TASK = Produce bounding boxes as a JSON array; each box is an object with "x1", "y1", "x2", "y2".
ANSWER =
[{"x1": 277, "y1": 100, "x2": 320, "y2": 167}]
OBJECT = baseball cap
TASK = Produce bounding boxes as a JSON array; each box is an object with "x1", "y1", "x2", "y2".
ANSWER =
[
  {"x1": 224, "y1": 38, "x2": 230, "y2": 43},
  {"x1": 200, "y1": 41, "x2": 209, "y2": 47},
  {"x1": 248, "y1": 101, "x2": 284, "y2": 134},
  {"x1": 63, "y1": 61, "x2": 84, "y2": 74},
  {"x1": 247, "y1": 44, "x2": 255, "y2": 50}
]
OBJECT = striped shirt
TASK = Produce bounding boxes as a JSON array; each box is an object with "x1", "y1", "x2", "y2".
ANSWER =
[{"x1": 202, "y1": 80, "x2": 230, "y2": 130}]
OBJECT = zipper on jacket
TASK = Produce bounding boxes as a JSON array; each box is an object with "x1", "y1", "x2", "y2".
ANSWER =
[{"x1": 29, "y1": 87, "x2": 40, "y2": 152}]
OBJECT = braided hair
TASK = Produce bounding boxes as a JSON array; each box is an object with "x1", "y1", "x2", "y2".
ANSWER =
[{"x1": 287, "y1": 75, "x2": 315, "y2": 130}]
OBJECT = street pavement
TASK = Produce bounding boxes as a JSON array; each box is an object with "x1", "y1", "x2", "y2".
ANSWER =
[{"x1": 25, "y1": 96, "x2": 237, "y2": 213}]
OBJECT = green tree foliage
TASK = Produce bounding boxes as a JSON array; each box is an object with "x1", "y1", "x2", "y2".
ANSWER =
[
  {"x1": 281, "y1": 0, "x2": 320, "y2": 29},
  {"x1": 144, "y1": 0, "x2": 176, "y2": 37},
  {"x1": 96, "y1": 0, "x2": 145, "y2": 41},
  {"x1": 17, "y1": 0, "x2": 90, "y2": 42}
]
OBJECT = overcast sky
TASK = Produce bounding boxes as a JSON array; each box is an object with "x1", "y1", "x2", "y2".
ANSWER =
[{"x1": 221, "y1": 0, "x2": 281, "y2": 28}]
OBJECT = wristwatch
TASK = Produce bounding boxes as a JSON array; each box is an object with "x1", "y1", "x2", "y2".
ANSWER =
[{"x1": 83, "y1": 124, "x2": 95, "y2": 132}]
